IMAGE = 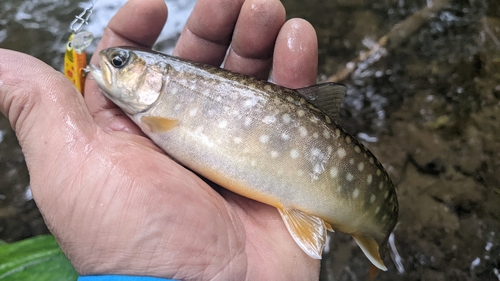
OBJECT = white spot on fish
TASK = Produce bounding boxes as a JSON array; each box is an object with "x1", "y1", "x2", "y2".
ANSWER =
[
  {"x1": 243, "y1": 100, "x2": 254, "y2": 107},
  {"x1": 313, "y1": 132, "x2": 319, "y2": 139},
  {"x1": 358, "y1": 162, "x2": 364, "y2": 171},
  {"x1": 367, "y1": 174, "x2": 373, "y2": 184},
  {"x1": 370, "y1": 194, "x2": 377, "y2": 203},
  {"x1": 233, "y1": 137, "x2": 243, "y2": 144},
  {"x1": 379, "y1": 182, "x2": 384, "y2": 190},
  {"x1": 262, "y1": 115, "x2": 276, "y2": 124},
  {"x1": 345, "y1": 136, "x2": 351, "y2": 144},
  {"x1": 369, "y1": 157, "x2": 374, "y2": 164},
  {"x1": 384, "y1": 190, "x2": 389, "y2": 199},
  {"x1": 286, "y1": 96, "x2": 295, "y2": 103},
  {"x1": 309, "y1": 116, "x2": 320, "y2": 123},
  {"x1": 346, "y1": 173, "x2": 354, "y2": 182},
  {"x1": 335, "y1": 129, "x2": 341, "y2": 138},
  {"x1": 282, "y1": 114, "x2": 291, "y2": 124},
  {"x1": 171, "y1": 87, "x2": 179, "y2": 95},
  {"x1": 174, "y1": 104, "x2": 182, "y2": 111},
  {"x1": 349, "y1": 158, "x2": 355, "y2": 165},
  {"x1": 297, "y1": 110, "x2": 305, "y2": 117},
  {"x1": 244, "y1": 117, "x2": 252, "y2": 127},
  {"x1": 281, "y1": 132, "x2": 290, "y2": 140},
  {"x1": 313, "y1": 164, "x2": 323, "y2": 174},
  {"x1": 323, "y1": 130, "x2": 331, "y2": 139},
  {"x1": 327, "y1": 146, "x2": 333, "y2": 154},
  {"x1": 337, "y1": 148, "x2": 346, "y2": 159},
  {"x1": 207, "y1": 109, "x2": 216, "y2": 116},
  {"x1": 311, "y1": 148, "x2": 322, "y2": 156},
  {"x1": 376, "y1": 169, "x2": 382, "y2": 176},
  {"x1": 290, "y1": 149, "x2": 300, "y2": 159},
  {"x1": 299, "y1": 126, "x2": 308, "y2": 137},
  {"x1": 375, "y1": 206, "x2": 381, "y2": 214},
  {"x1": 353, "y1": 188, "x2": 360, "y2": 198},
  {"x1": 189, "y1": 108, "x2": 198, "y2": 117},
  {"x1": 354, "y1": 146, "x2": 361, "y2": 153},
  {"x1": 330, "y1": 167, "x2": 338, "y2": 178},
  {"x1": 325, "y1": 115, "x2": 332, "y2": 124},
  {"x1": 270, "y1": 151, "x2": 279, "y2": 158},
  {"x1": 250, "y1": 160, "x2": 257, "y2": 167},
  {"x1": 259, "y1": 135, "x2": 269, "y2": 143},
  {"x1": 218, "y1": 120, "x2": 228, "y2": 129}
]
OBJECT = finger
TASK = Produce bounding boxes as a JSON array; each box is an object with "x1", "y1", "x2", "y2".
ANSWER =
[
  {"x1": 85, "y1": 0, "x2": 167, "y2": 134},
  {"x1": 172, "y1": 0, "x2": 245, "y2": 65},
  {"x1": 271, "y1": 19, "x2": 318, "y2": 88},
  {"x1": 223, "y1": 0, "x2": 286, "y2": 79}
]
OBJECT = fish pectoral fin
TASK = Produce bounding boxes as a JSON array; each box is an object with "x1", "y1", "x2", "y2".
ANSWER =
[
  {"x1": 352, "y1": 233, "x2": 387, "y2": 271},
  {"x1": 277, "y1": 207, "x2": 328, "y2": 259},
  {"x1": 141, "y1": 116, "x2": 178, "y2": 133}
]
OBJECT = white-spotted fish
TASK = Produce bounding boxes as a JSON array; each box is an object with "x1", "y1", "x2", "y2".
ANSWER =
[{"x1": 90, "y1": 47, "x2": 398, "y2": 270}]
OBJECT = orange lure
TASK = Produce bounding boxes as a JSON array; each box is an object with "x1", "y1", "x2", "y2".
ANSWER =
[{"x1": 64, "y1": 34, "x2": 87, "y2": 94}]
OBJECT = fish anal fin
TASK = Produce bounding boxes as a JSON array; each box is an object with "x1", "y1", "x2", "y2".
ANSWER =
[
  {"x1": 295, "y1": 82, "x2": 346, "y2": 122},
  {"x1": 141, "y1": 116, "x2": 178, "y2": 133},
  {"x1": 277, "y1": 208, "x2": 328, "y2": 259},
  {"x1": 352, "y1": 233, "x2": 387, "y2": 271}
]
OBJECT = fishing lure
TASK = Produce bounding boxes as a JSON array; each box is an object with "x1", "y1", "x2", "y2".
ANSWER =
[{"x1": 63, "y1": 2, "x2": 95, "y2": 94}]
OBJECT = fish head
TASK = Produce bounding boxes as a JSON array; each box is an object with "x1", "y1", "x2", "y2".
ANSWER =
[{"x1": 90, "y1": 47, "x2": 167, "y2": 115}]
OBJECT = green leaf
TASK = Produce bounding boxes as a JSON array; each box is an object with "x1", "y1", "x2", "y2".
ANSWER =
[{"x1": 0, "y1": 235, "x2": 78, "y2": 281}]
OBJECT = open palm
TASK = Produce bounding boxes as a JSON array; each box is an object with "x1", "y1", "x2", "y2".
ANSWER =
[{"x1": 0, "y1": 0, "x2": 320, "y2": 280}]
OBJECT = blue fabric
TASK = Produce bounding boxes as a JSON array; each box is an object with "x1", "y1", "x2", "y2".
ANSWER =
[{"x1": 78, "y1": 275, "x2": 177, "y2": 281}]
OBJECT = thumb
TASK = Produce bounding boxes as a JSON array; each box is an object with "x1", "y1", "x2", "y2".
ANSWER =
[{"x1": 0, "y1": 48, "x2": 97, "y2": 206}]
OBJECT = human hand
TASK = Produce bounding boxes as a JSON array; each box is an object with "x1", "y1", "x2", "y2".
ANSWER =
[{"x1": 0, "y1": 0, "x2": 319, "y2": 280}]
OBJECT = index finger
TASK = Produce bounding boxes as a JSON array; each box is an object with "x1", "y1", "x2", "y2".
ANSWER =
[{"x1": 85, "y1": 0, "x2": 167, "y2": 134}]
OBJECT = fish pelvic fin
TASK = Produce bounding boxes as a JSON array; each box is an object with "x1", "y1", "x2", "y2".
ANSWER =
[
  {"x1": 352, "y1": 233, "x2": 388, "y2": 271},
  {"x1": 141, "y1": 116, "x2": 178, "y2": 133},
  {"x1": 277, "y1": 207, "x2": 329, "y2": 259}
]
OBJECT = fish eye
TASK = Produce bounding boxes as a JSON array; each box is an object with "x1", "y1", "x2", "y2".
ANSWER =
[{"x1": 110, "y1": 51, "x2": 129, "y2": 68}]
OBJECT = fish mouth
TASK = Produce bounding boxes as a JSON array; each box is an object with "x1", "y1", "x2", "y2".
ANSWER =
[
  {"x1": 89, "y1": 53, "x2": 115, "y2": 97},
  {"x1": 89, "y1": 64, "x2": 104, "y2": 86}
]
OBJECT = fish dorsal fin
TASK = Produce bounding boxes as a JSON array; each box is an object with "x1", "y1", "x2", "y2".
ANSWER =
[
  {"x1": 295, "y1": 82, "x2": 346, "y2": 122},
  {"x1": 277, "y1": 207, "x2": 330, "y2": 259},
  {"x1": 352, "y1": 233, "x2": 387, "y2": 271},
  {"x1": 141, "y1": 116, "x2": 178, "y2": 133}
]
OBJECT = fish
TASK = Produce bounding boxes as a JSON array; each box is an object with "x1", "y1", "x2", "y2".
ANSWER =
[{"x1": 90, "y1": 47, "x2": 399, "y2": 271}]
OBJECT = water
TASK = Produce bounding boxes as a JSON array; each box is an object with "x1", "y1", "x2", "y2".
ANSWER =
[{"x1": 1, "y1": 0, "x2": 499, "y2": 280}]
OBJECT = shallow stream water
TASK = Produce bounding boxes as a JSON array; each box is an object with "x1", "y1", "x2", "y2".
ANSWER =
[{"x1": 1, "y1": 0, "x2": 499, "y2": 280}]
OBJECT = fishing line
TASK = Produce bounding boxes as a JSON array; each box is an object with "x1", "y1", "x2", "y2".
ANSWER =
[{"x1": 63, "y1": 1, "x2": 98, "y2": 94}]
